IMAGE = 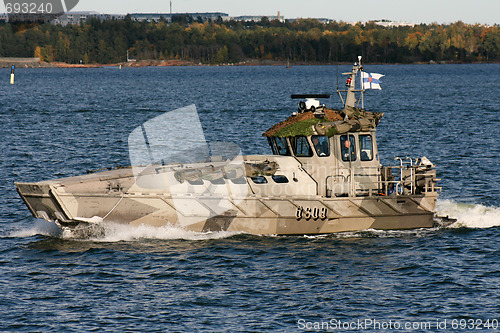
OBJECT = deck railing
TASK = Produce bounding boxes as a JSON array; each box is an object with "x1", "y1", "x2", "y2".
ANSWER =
[{"x1": 325, "y1": 158, "x2": 441, "y2": 198}]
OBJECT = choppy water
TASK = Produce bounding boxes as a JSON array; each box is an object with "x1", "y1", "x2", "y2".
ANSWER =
[{"x1": 0, "y1": 64, "x2": 499, "y2": 332}]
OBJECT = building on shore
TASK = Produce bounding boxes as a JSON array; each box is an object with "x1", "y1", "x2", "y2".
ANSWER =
[
  {"x1": 224, "y1": 11, "x2": 285, "y2": 23},
  {"x1": 225, "y1": 15, "x2": 284, "y2": 22},
  {"x1": 129, "y1": 12, "x2": 229, "y2": 23},
  {"x1": 0, "y1": 11, "x2": 228, "y2": 25},
  {"x1": 286, "y1": 17, "x2": 334, "y2": 24},
  {"x1": 0, "y1": 11, "x2": 125, "y2": 25},
  {"x1": 53, "y1": 12, "x2": 125, "y2": 26},
  {"x1": 1, "y1": 11, "x2": 413, "y2": 27},
  {"x1": 368, "y1": 20, "x2": 415, "y2": 27}
]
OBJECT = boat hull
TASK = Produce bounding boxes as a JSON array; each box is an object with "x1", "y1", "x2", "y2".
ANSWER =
[{"x1": 16, "y1": 177, "x2": 437, "y2": 235}]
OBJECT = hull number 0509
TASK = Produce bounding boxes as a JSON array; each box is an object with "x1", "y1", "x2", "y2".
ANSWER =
[{"x1": 296, "y1": 206, "x2": 328, "y2": 220}]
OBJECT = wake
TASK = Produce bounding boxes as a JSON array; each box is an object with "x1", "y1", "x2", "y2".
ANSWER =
[
  {"x1": 436, "y1": 199, "x2": 500, "y2": 229},
  {"x1": 10, "y1": 219, "x2": 242, "y2": 242}
]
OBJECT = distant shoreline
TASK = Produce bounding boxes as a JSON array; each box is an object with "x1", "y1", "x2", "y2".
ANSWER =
[{"x1": 1, "y1": 58, "x2": 498, "y2": 69}]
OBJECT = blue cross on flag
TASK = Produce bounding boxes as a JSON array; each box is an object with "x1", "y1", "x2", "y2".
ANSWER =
[{"x1": 361, "y1": 72, "x2": 384, "y2": 90}]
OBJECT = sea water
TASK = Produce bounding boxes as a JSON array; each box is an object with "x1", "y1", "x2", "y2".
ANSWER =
[{"x1": 0, "y1": 64, "x2": 499, "y2": 332}]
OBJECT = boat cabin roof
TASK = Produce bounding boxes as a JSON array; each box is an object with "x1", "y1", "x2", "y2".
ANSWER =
[{"x1": 263, "y1": 106, "x2": 383, "y2": 138}]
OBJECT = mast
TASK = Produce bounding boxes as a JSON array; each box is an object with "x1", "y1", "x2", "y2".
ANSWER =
[{"x1": 338, "y1": 56, "x2": 365, "y2": 111}]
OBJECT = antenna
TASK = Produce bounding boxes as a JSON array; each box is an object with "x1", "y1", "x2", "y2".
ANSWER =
[
  {"x1": 359, "y1": 56, "x2": 364, "y2": 109},
  {"x1": 336, "y1": 61, "x2": 339, "y2": 91}
]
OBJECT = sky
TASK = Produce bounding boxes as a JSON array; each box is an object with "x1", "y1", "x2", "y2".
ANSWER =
[{"x1": 66, "y1": 0, "x2": 500, "y2": 25}]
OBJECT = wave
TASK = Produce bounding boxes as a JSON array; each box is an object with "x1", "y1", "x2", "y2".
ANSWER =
[
  {"x1": 325, "y1": 228, "x2": 441, "y2": 239},
  {"x1": 436, "y1": 199, "x2": 500, "y2": 229},
  {"x1": 9, "y1": 219, "x2": 242, "y2": 242},
  {"x1": 77, "y1": 223, "x2": 244, "y2": 242},
  {"x1": 9, "y1": 219, "x2": 62, "y2": 238}
]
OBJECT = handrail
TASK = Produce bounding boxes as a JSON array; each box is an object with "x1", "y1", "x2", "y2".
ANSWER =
[
  {"x1": 323, "y1": 159, "x2": 439, "y2": 197},
  {"x1": 325, "y1": 175, "x2": 346, "y2": 197},
  {"x1": 405, "y1": 157, "x2": 414, "y2": 194}
]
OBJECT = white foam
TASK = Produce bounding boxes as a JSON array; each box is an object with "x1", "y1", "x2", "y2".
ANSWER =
[
  {"x1": 436, "y1": 199, "x2": 500, "y2": 229},
  {"x1": 331, "y1": 228, "x2": 439, "y2": 239},
  {"x1": 10, "y1": 219, "x2": 62, "y2": 238},
  {"x1": 302, "y1": 234, "x2": 328, "y2": 239},
  {"x1": 10, "y1": 219, "x2": 242, "y2": 242},
  {"x1": 76, "y1": 222, "x2": 243, "y2": 242}
]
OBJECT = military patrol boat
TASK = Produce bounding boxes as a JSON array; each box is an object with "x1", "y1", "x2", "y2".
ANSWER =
[{"x1": 16, "y1": 58, "x2": 448, "y2": 235}]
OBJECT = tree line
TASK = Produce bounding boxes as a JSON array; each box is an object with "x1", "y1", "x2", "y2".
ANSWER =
[{"x1": 0, "y1": 15, "x2": 499, "y2": 64}]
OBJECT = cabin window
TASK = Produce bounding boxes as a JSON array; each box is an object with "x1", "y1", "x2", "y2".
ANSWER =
[
  {"x1": 290, "y1": 136, "x2": 313, "y2": 157},
  {"x1": 311, "y1": 135, "x2": 330, "y2": 157},
  {"x1": 187, "y1": 179, "x2": 204, "y2": 185},
  {"x1": 251, "y1": 176, "x2": 268, "y2": 184},
  {"x1": 273, "y1": 137, "x2": 290, "y2": 156},
  {"x1": 230, "y1": 177, "x2": 247, "y2": 184},
  {"x1": 272, "y1": 175, "x2": 289, "y2": 183},
  {"x1": 360, "y1": 135, "x2": 373, "y2": 161},
  {"x1": 209, "y1": 178, "x2": 226, "y2": 185},
  {"x1": 340, "y1": 135, "x2": 357, "y2": 162}
]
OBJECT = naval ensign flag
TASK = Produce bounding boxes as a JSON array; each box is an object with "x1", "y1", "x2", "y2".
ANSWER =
[{"x1": 361, "y1": 72, "x2": 384, "y2": 90}]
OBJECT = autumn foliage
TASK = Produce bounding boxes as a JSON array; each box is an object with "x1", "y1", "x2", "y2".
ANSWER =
[{"x1": 0, "y1": 16, "x2": 498, "y2": 64}]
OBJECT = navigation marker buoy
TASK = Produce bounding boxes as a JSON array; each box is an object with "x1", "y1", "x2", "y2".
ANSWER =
[{"x1": 10, "y1": 65, "x2": 15, "y2": 84}]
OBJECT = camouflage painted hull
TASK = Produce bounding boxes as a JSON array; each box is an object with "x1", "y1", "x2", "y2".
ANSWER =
[{"x1": 15, "y1": 161, "x2": 438, "y2": 235}]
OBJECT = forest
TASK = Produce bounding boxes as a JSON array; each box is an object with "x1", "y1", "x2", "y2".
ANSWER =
[{"x1": 0, "y1": 15, "x2": 499, "y2": 64}]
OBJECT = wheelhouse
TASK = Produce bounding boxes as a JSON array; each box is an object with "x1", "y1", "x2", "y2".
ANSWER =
[
  {"x1": 267, "y1": 130, "x2": 381, "y2": 198},
  {"x1": 268, "y1": 133, "x2": 378, "y2": 163}
]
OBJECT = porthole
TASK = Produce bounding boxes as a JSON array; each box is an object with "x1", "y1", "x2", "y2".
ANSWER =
[
  {"x1": 272, "y1": 175, "x2": 289, "y2": 183},
  {"x1": 251, "y1": 176, "x2": 268, "y2": 184}
]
